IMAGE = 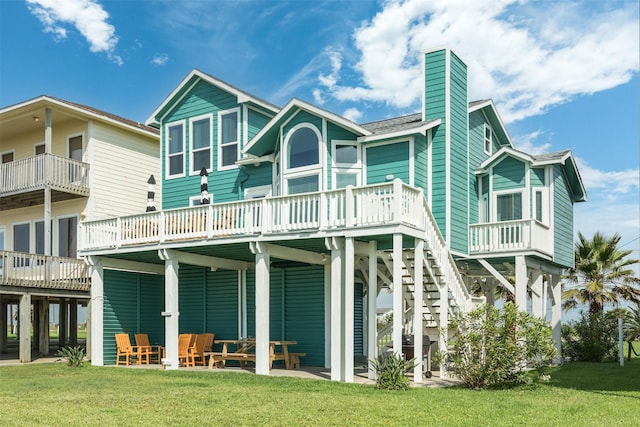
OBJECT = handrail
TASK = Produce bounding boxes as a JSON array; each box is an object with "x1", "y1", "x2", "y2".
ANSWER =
[
  {"x1": 469, "y1": 219, "x2": 552, "y2": 254},
  {"x1": 80, "y1": 180, "x2": 425, "y2": 251},
  {"x1": 0, "y1": 250, "x2": 90, "y2": 291},
  {"x1": 0, "y1": 153, "x2": 90, "y2": 196}
]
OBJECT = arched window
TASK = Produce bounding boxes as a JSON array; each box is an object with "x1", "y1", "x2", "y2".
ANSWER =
[{"x1": 288, "y1": 126, "x2": 319, "y2": 169}]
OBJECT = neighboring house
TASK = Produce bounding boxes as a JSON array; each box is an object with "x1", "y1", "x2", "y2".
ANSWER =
[
  {"x1": 80, "y1": 47, "x2": 586, "y2": 382},
  {"x1": 0, "y1": 96, "x2": 160, "y2": 362}
]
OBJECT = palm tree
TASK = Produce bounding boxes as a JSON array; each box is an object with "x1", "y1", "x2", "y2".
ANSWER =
[
  {"x1": 563, "y1": 232, "x2": 640, "y2": 327},
  {"x1": 624, "y1": 304, "x2": 640, "y2": 343}
]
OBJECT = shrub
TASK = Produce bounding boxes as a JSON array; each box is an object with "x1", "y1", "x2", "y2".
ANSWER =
[
  {"x1": 57, "y1": 346, "x2": 86, "y2": 367},
  {"x1": 439, "y1": 303, "x2": 557, "y2": 389},
  {"x1": 562, "y1": 310, "x2": 619, "y2": 362},
  {"x1": 369, "y1": 352, "x2": 415, "y2": 390}
]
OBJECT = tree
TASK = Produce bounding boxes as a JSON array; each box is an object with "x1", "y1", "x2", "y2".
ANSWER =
[
  {"x1": 624, "y1": 303, "x2": 640, "y2": 343},
  {"x1": 563, "y1": 231, "x2": 640, "y2": 326}
]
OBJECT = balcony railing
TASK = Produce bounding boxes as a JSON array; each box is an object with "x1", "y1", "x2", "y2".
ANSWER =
[
  {"x1": 0, "y1": 153, "x2": 90, "y2": 196},
  {"x1": 0, "y1": 250, "x2": 90, "y2": 291},
  {"x1": 469, "y1": 219, "x2": 552, "y2": 255},
  {"x1": 81, "y1": 180, "x2": 425, "y2": 251}
]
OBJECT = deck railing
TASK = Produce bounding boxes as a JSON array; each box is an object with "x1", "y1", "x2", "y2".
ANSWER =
[
  {"x1": 0, "y1": 153, "x2": 90, "y2": 196},
  {"x1": 0, "y1": 250, "x2": 90, "y2": 291},
  {"x1": 469, "y1": 219, "x2": 552, "y2": 255},
  {"x1": 80, "y1": 180, "x2": 424, "y2": 251}
]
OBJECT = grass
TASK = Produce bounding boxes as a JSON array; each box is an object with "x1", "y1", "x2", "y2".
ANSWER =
[{"x1": 1, "y1": 360, "x2": 638, "y2": 426}]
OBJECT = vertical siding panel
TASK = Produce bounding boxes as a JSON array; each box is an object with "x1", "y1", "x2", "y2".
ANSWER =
[
  {"x1": 103, "y1": 269, "x2": 138, "y2": 365},
  {"x1": 206, "y1": 269, "x2": 240, "y2": 339},
  {"x1": 179, "y1": 265, "x2": 206, "y2": 332}
]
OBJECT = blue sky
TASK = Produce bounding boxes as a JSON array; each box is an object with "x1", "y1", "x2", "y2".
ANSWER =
[{"x1": 1, "y1": 0, "x2": 639, "y2": 266}]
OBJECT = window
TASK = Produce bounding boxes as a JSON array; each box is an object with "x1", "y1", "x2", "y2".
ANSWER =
[
  {"x1": 332, "y1": 141, "x2": 360, "y2": 189},
  {"x1": 288, "y1": 127, "x2": 319, "y2": 169},
  {"x1": 534, "y1": 189, "x2": 547, "y2": 223},
  {"x1": 484, "y1": 124, "x2": 492, "y2": 155},
  {"x1": 496, "y1": 192, "x2": 522, "y2": 221},
  {"x1": 218, "y1": 108, "x2": 240, "y2": 169},
  {"x1": 189, "y1": 195, "x2": 213, "y2": 206},
  {"x1": 288, "y1": 175, "x2": 319, "y2": 194},
  {"x1": 166, "y1": 122, "x2": 185, "y2": 177},
  {"x1": 12, "y1": 223, "x2": 29, "y2": 266},
  {"x1": 35, "y1": 144, "x2": 45, "y2": 155},
  {"x1": 68, "y1": 134, "x2": 83, "y2": 160},
  {"x1": 1, "y1": 151, "x2": 14, "y2": 163},
  {"x1": 58, "y1": 217, "x2": 78, "y2": 258},
  {"x1": 190, "y1": 115, "x2": 212, "y2": 174}
]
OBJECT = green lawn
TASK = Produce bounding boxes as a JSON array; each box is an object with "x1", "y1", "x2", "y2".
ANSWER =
[{"x1": 0, "y1": 361, "x2": 638, "y2": 426}]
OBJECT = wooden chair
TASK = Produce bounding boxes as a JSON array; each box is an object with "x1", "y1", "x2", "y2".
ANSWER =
[
  {"x1": 189, "y1": 334, "x2": 209, "y2": 366},
  {"x1": 115, "y1": 333, "x2": 137, "y2": 366},
  {"x1": 134, "y1": 333, "x2": 162, "y2": 365},
  {"x1": 178, "y1": 334, "x2": 194, "y2": 367},
  {"x1": 203, "y1": 333, "x2": 215, "y2": 353}
]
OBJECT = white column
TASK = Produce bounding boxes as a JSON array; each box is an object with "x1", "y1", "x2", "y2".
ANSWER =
[
  {"x1": 254, "y1": 245, "x2": 270, "y2": 375},
  {"x1": 163, "y1": 256, "x2": 180, "y2": 370},
  {"x1": 438, "y1": 280, "x2": 448, "y2": 378},
  {"x1": 330, "y1": 239, "x2": 344, "y2": 381},
  {"x1": 344, "y1": 237, "x2": 354, "y2": 383},
  {"x1": 367, "y1": 240, "x2": 377, "y2": 380},
  {"x1": 514, "y1": 255, "x2": 528, "y2": 312},
  {"x1": 88, "y1": 259, "x2": 104, "y2": 365},
  {"x1": 392, "y1": 233, "x2": 403, "y2": 355},
  {"x1": 413, "y1": 238, "x2": 424, "y2": 383},
  {"x1": 44, "y1": 108, "x2": 52, "y2": 261},
  {"x1": 550, "y1": 274, "x2": 562, "y2": 361},
  {"x1": 531, "y1": 269, "x2": 543, "y2": 318},
  {"x1": 39, "y1": 298, "x2": 49, "y2": 355},
  {"x1": 19, "y1": 293, "x2": 31, "y2": 363}
]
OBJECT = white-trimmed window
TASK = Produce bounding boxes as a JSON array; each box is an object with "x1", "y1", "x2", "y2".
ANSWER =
[
  {"x1": 332, "y1": 141, "x2": 361, "y2": 189},
  {"x1": 189, "y1": 195, "x2": 212, "y2": 207},
  {"x1": 166, "y1": 121, "x2": 185, "y2": 178},
  {"x1": 533, "y1": 188, "x2": 548, "y2": 224},
  {"x1": 218, "y1": 108, "x2": 240, "y2": 170},
  {"x1": 68, "y1": 133, "x2": 83, "y2": 161},
  {"x1": 189, "y1": 114, "x2": 212, "y2": 174},
  {"x1": 284, "y1": 124, "x2": 322, "y2": 194},
  {"x1": 244, "y1": 185, "x2": 272, "y2": 200},
  {"x1": 58, "y1": 215, "x2": 78, "y2": 258},
  {"x1": 35, "y1": 143, "x2": 45, "y2": 155},
  {"x1": 495, "y1": 190, "x2": 523, "y2": 221},
  {"x1": 484, "y1": 124, "x2": 493, "y2": 155},
  {"x1": 1, "y1": 150, "x2": 14, "y2": 164}
]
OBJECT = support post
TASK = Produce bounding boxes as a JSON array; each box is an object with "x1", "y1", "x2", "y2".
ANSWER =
[
  {"x1": 0, "y1": 298, "x2": 7, "y2": 352},
  {"x1": 438, "y1": 281, "x2": 448, "y2": 378},
  {"x1": 39, "y1": 298, "x2": 49, "y2": 355},
  {"x1": 367, "y1": 240, "x2": 377, "y2": 380},
  {"x1": 514, "y1": 256, "x2": 528, "y2": 312},
  {"x1": 531, "y1": 269, "x2": 543, "y2": 318},
  {"x1": 344, "y1": 237, "x2": 354, "y2": 383},
  {"x1": 19, "y1": 293, "x2": 31, "y2": 363},
  {"x1": 550, "y1": 274, "x2": 562, "y2": 361},
  {"x1": 59, "y1": 298, "x2": 68, "y2": 348},
  {"x1": 392, "y1": 233, "x2": 403, "y2": 356},
  {"x1": 253, "y1": 243, "x2": 270, "y2": 375},
  {"x1": 162, "y1": 254, "x2": 180, "y2": 370},
  {"x1": 69, "y1": 298, "x2": 78, "y2": 346},
  {"x1": 327, "y1": 237, "x2": 344, "y2": 381},
  {"x1": 88, "y1": 258, "x2": 104, "y2": 365},
  {"x1": 413, "y1": 238, "x2": 424, "y2": 383}
]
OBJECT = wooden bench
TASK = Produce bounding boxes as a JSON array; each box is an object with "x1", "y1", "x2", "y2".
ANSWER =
[
  {"x1": 288, "y1": 352, "x2": 306, "y2": 369},
  {"x1": 206, "y1": 351, "x2": 256, "y2": 368}
]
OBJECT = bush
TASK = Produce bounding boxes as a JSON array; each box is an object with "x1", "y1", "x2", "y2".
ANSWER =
[
  {"x1": 439, "y1": 303, "x2": 557, "y2": 389},
  {"x1": 57, "y1": 346, "x2": 86, "y2": 367},
  {"x1": 562, "y1": 311, "x2": 619, "y2": 362},
  {"x1": 369, "y1": 352, "x2": 415, "y2": 390}
]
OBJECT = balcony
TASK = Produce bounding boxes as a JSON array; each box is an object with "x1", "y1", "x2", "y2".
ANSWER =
[
  {"x1": 0, "y1": 154, "x2": 90, "y2": 210},
  {"x1": 469, "y1": 219, "x2": 553, "y2": 256},
  {"x1": 80, "y1": 180, "x2": 425, "y2": 252},
  {"x1": 0, "y1": 250, "x2": 90, "y2": 292}
]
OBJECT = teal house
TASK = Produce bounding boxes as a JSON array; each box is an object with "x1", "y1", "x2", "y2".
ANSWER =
[{"x1": 80, "y1": 47, "x2": 586, "y2": 383}]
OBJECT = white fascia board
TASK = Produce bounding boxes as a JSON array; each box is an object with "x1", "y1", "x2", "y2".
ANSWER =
[
  {"x1": 357, "y1": 119, "x2": 441, "y2": 144},
  {"x1": 468, "y1": 99, "x2": 514, "y2": 148},
  {"x1": 235, "y1": 153, "x2": 275, "y2": 166},
  {"x1": 475, "y1": 146, "x2": 534, "y2": 173}
]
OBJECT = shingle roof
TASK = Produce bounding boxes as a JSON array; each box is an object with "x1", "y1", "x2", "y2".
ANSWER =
[
  {"x1": 360, "y1": 113, "x2": 425, "y2": 134},
  {"x1": 532, "y1": 150, "x2": 571, "y2": 162}
]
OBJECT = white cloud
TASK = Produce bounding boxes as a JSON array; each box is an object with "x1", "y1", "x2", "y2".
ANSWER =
[
  {"x1": 26, "y1": 0, "x2": 121, "y2": 65},
  {"x1": 342, "y1": 107, "x2": 363, "y2": 123},
  {"x1": 511, "y1": 130, "x2": 552, "y2": 155},
  {"x1": 321, "y1": 0, "x2": 639, "y2": 123},
  {"x1": 576, "y1": 158, "x2": 640, "y2": 196},
  {"x1": 151, "y1": 53, "x2": 169, "y2": 67}
]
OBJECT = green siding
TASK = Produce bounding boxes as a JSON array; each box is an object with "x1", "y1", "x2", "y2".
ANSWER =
[
  {"x1": 240, "y1": 163, "x2": 273, "y2": 195},
  {"x1": 531, "y1": 168, "x2": 545, "y2": 186},
  {"x1": 103, "y1": 270, "x2": 163, "y2": 365},
  {"x1": 553, "y1": 166, "x2": 575, "y2": 267},
  {"x1": 366, "y1": 141, "x2": 410, "y2": 184},
  {"x1": 247, "y1": 108, "x2": 272, "y2": 140},
  {"x1": 468, "y1": 111, "x2": 492, "y2": 225},
  {"x1": 206, "y1": 269, "x2": 240, "y2": 339},
  {"x1": 493, "y1": 157, "x2": 526, "y2": 191},
  {"x1": 448, "y1": 51, "x2": 468, "y2": 254},
  {"x1": 282, "y1": 110, "x2": 322, "y2": 138},
  {"x1": 354, "y1": 283, "x2": 364, "y2": 356},
  {"x1": 179, "y1": 265, "x2": 206, "y2": 332},
  {"x1": 414, "y1": 134, "x2": 427, "y2": 195},
  {"x1": 162, "y1": 80, "x2": 245, "y2": 208}
]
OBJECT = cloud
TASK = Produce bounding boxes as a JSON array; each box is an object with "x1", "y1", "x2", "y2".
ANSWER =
[
  {"x1": 575, "y1": 158, "x2": 640, "y2": 196},
  {"x1": 342, "y1": 107, "x2": 363, "y2": 123},
  {"x1": 26, "y1": 0, "x2": 121, "y2": 65},
  {"x1": 320, "y1": 0, "x2": 639, "y2": 123},
  {"x1": 151, "y1": 53, "x2": 169, "y2": 67},
  {"x1": 511, "y1": 130, "x2": 552, "y2": 155}
]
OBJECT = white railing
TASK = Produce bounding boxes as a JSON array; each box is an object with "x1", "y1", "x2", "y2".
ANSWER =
[
  {"x1": 0, "y1": 154, "x2": 90, "y2": 196},
  {"x1": 0, "y1": 250, "x2": 90, "y2": 291},
  {"x1": 469, "y1": 219, "x2": 552, "y2": 255},
  {"x1": 420, "y1": 199, "x2": 480, "y2": 313},
  {"x1": 81, "y1": 180, "x2": 424, "y2": 251}
]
